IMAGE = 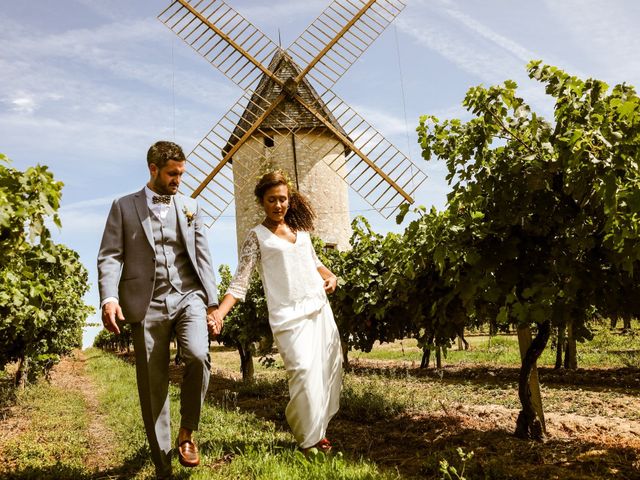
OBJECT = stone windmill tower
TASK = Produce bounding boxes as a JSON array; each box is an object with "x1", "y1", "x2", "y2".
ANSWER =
[
  {"x1": 225, "y1": 50, "x2": 352, "y2": 251},
  {"x1": 158, "y1": 0, "x2": 426, "y2": 252}
]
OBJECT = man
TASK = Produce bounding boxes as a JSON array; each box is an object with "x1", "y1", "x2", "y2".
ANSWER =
[{"x1": 97, "y1": 141, "x2": 222, "y2": 479}]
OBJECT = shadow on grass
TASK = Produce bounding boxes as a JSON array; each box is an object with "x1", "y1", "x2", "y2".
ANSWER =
[
  {"x1": 203, "y1": 371, "x2": 411, "y2": 426},
  {"x1": 192, "y1": 367, "x2": 640, "y2": 479},
  {"x1": 2, "y1": 446, "x2": 149, "y2": 480},
  {"x1": 0, "y1": 373, "x2": 18, "y2": 413}
]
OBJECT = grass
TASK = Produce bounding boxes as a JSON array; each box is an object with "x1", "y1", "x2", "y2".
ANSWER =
[
  {"x1": 82, "y1": 348, "x2": 401, "y2": 479},
  {"x1": 0, "y1": 378, "x2": 91, "y2": 479},
  {"x1": 1, "y1": 322, "x2": 638, "y2": 479},
  {"x1": 350, "y1": 322, "x2": 640, "y2": 369}
]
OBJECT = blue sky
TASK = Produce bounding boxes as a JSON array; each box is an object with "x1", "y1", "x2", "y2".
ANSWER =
[{"x1": 2, "y1": 0, "x2": 639, "y2": 347}]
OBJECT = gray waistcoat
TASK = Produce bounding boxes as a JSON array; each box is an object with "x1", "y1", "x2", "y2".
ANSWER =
[{"x1": 150, "y1": 205, "x2": 201, "y2": 300}]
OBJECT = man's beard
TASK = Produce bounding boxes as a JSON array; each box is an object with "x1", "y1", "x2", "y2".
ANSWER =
[{"x1": 152, "y1": 179, "x2": 176, "y2": 195}]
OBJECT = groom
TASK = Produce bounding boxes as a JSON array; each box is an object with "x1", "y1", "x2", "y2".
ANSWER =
[{"x1": 97, "y1": 141, "x2": 221, "y2": 479}]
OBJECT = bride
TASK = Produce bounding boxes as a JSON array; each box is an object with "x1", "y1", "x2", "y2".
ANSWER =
[{"x1": 210, "y1": 170, "x2": 343, "y2": 454}]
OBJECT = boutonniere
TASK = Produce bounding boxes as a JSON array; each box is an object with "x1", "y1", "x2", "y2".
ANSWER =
[{"x1": 182, "y1": 206, "x2": 195, "y2": 227}]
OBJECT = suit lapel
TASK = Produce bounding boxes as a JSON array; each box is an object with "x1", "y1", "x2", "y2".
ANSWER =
[{"x1": 134, "y1": 189, "x2": 154, "y2": 248}]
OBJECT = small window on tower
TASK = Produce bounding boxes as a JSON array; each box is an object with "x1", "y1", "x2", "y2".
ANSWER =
[
  {"x1": 264, "y1": 136, "x2": 274, "y2": 148},
  {"x1": 324, "y1": 243, "x2": 338, "y2": 251}
]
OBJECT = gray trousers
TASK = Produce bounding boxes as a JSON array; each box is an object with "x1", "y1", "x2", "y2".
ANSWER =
[{"x1": 131, "y1": 290, "x2": 210, "y2": 477}]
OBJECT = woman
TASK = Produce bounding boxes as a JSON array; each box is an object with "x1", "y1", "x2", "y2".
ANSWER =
[{"x1": 210, "y1": 171, "x2": 343, "y2": 454}]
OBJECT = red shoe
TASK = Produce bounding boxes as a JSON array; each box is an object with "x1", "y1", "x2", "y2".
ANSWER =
[
  {"x1": 316, "y1": 438, "x2": 332, "y2": 454},
  {"x1": 301, "y1": 438, "x2": 332, "y2": 457}
]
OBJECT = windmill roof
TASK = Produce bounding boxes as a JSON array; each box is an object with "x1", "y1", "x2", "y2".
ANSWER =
[{"x1": 222, "y1": 50, "x2": 350, "y2": 157}]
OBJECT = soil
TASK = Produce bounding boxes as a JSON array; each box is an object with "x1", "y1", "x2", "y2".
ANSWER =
[{"x1": 187, "y1": 357, "x2": 640, "y2": 480}]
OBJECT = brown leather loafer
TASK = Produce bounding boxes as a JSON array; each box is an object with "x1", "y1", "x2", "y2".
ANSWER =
[{"x1": 176, "y1": 438, "x2": 200, "y2": 467}]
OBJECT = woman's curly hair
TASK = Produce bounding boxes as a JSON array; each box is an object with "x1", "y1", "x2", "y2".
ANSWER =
[{"x1": 254, "y1": 170, "x2": 316, "y2": 232}]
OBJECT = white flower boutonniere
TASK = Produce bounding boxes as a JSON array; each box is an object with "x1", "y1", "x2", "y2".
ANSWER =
[{"x1": 183, "y1": 206, "x2": 195, "y2": 227}]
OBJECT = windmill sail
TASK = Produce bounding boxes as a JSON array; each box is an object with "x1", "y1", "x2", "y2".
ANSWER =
[
  {"x1": 295, "y1": 89, "x2": 426, "y2": 216},
  {"x1": 287, "y1": 0, "x2": 407, "y2": 94},
  {"x1": 158, "y1": 0, "x2": 426, "y2": 226},
  {"x1": 158, "y1": 0, "x2": 280, "y2": 91}
]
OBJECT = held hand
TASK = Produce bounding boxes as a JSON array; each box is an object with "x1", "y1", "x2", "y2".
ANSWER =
[
  {"x1": 102, "y1": 301, "x2": 123, "y2": 334},
  {"x1": 206, "y1": 307, "x2": 224, "y2": 336},
  {"x1": 323, "y1": 276, "x2": 338, "y2": 295}
]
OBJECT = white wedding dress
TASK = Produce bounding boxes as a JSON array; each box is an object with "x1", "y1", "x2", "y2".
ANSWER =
[{"x1": 227, "y1": 224, "x2": 343, "y2": 448}]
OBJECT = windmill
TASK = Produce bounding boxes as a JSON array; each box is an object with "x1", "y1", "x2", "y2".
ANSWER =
[{"x1": 158, "y1": 0, "x2": 427, "y2": 251}]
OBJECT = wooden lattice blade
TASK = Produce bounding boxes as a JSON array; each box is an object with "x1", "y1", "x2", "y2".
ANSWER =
[
  {"x1": 179, "y1": 90, "x2": 306, "y2": 225},
  {"x1": 293, "y1": 90, "x2": 427, "y2": 218},
  {"x1": 286, "y1": 0, "x2": 406, "y2": 95},
  {"x1": 158, "y1": 0, "x2": 281, "y2": 91}
]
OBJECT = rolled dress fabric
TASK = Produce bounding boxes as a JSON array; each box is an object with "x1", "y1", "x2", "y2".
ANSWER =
[{"x1": 227, "y1": 225, "x2": 342, "y2": 448}]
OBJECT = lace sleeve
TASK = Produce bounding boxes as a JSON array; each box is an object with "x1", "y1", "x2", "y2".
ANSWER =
[{"x1": 226, "y1": 230, "x2": 260, "y2": 301}]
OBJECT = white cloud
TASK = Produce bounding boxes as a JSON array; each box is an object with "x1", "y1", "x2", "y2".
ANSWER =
[
  {"x1": 353, "y1": 104, "x2": 407, "y2": 137},
  {"x1": 431, "y1": 0, "x2": 542, "y2": 64},
  {"x1": 95, "y1": 102, "x2": 122, "y2": 114},
  {"x1": 57, "y1": 209, "x2": 110, "y2": 236},
  {"x1": 396, "y1": 2, "x2": 563, "y2": 117},
  {"x1": 72, "y1": 0, "x2": 125, "y2": 21},
  {"x1": 61, "y1": 192, "x2": 131, "y2": 211},
  {"x1": 397, "y1": 14, "x2": 506, "y2": 85},
  {"x1": 8, "y1": 94, "x2": 37, "y2": 114},
  {"x1": 0, "y1": 16, "x2": 236, "y2": 111}
]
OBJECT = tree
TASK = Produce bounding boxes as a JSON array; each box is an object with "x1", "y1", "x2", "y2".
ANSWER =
[
  {"x1": 0, "y1": 154, "x2": 94, "y2": 385},
  {"x1": 215, "y1": 265, "x2": 271, "y2": 382},
  {"x1": 93, "y1": 324, "x2": 133, "y2": 353},
  {"x1": 415, "y1": 62, "x2": 640, "y2": 440},
  {"x1": 323, "y1": 218, "x2": 416, "y2": 370}
]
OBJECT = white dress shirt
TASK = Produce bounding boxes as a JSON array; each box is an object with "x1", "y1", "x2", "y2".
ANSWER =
[{"x1": 145, "y1": 185, "x2": 172, "y2": 221}]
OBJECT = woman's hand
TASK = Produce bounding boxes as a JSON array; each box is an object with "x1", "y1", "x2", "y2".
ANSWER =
[
  {"x1": 206, "y1": 307, "x2": 224, "y2": 336},
  {"x1": 323, "y1": 275, "x2": 338, "y2": 295}
]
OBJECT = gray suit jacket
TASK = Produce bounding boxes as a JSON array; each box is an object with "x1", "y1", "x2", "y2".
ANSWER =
[{"x1": 97, "y1": 188, "x2": 217, "y2": 323}]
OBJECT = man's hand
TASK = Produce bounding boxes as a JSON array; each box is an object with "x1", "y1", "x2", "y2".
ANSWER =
[
  {"x1": 206, "y1": 306, "x2": 224, "y2": 337},
  {"x1": 102, "y1": 301, "x2": 123, "y2": 334}
]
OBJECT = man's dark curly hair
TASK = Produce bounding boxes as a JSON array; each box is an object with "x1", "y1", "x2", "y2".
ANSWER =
[{"x1": 147, "y1": 141, "x2": 186, "y2": 169}]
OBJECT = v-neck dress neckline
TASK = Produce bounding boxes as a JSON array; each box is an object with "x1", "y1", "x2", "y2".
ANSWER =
[{"x1": 259, "y1": 223, "x2": 297, "y2": 245}]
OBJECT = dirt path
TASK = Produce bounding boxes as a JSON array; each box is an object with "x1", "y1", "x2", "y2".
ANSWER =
[{"x1": 50, "y1": 350, "x2": 118, "y2": 472}]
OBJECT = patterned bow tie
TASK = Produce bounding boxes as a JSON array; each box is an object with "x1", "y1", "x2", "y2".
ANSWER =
[{"x1": 152, "y1": 194, "x2": 172, "y2": 205}]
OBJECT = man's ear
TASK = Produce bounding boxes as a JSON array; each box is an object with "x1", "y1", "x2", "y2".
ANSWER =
[{"x1": 149, "y1": 163, "x2": 158, "y2": 177}]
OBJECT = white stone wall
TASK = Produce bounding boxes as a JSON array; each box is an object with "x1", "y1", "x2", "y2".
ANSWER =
[{"x1": 232, "y1": 130, "x2": 352, "y2": 254}]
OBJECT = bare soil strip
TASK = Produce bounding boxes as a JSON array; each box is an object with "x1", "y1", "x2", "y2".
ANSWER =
[{"x1": 49, "y1": 351, "x2": 118, "y2": 472}]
